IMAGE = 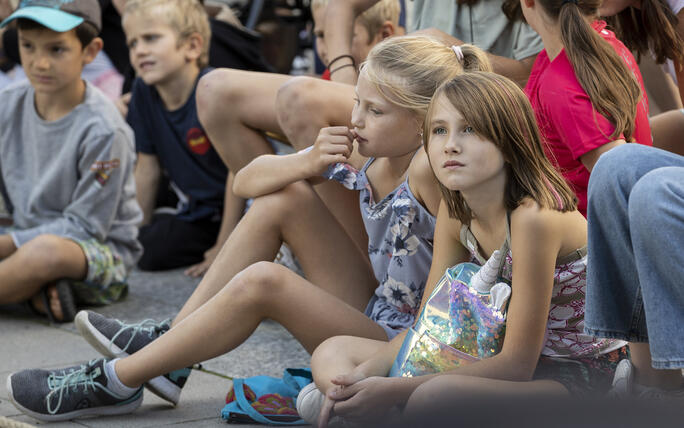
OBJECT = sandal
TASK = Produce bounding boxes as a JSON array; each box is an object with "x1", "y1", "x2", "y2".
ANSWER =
[{"x1": 28, "y1": 280, "x2": 78, "y2": 323}]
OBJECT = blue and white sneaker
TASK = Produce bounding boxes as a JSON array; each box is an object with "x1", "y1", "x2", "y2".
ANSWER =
[
  {"x1": 7, "y1": 358, "x2": 142, "y2": 422},
  {"x1": 75, "y1": 310, "x2": 190, "y2": 405}
]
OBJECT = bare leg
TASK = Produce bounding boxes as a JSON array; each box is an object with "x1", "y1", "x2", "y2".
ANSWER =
[
  {"x1": 0, "y1": 235, "x2": 87, "y2": 320},
  {"x1": 116, "y1": 262, "x2": 387, "y2": 387},
  {"x1": 311, "y1": 336, "x2": 387, "y2": 394},
  {"x1": 196, "y1": 69, "x2": 293, "y2": 171},
  {"x1": 276, "y1": 77, "x2": 368, "y2": 253},
  {"x1": 0, "y1": 234, "x2": 86, "y2": 304},
  {"x1": 174, "y1": 181, "x2": 374, "y2": 324},
  {"x1": 650, "y1": 109, "x2": 684, "y2": 156},
  {"x1": 404, "y1": 375, "x2": 567, "y2": 418},
  {"x1": 184, "y1": 172, "x2": 246, "y2": 277},
  {"x1": 629, "y1": 343, "x2": 684, "y2": 390}
]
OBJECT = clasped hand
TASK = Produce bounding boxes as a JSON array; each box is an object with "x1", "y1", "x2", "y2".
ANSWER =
[{"x1": 318, "y1": 374, "x2": 402, "y2": 428}]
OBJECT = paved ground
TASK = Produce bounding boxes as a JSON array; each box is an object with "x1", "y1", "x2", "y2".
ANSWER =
[{"x1": 0, "y1": 268, "x2": 311, "y2": 427}]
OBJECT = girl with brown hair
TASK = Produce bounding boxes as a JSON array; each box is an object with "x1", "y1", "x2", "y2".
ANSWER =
[
  {"x1": 521, "y1": 0, "x2": 653, "y2": 216},
  {"x1": 601, "y1": 0, "x2": 684, "y2": 105},
  {"x1": 310, "y1": 72, "x2": 625, "y2": 427},
  {"x1": 601, "y1": 0, "x2": 684, "y2": 156}
]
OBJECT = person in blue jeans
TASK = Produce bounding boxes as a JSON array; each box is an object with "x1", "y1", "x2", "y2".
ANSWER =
[{"x1": 585, "y1": 143, "x2": 684, "y2": 397}]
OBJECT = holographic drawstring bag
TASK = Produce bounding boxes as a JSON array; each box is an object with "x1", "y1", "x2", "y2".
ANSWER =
[{"x1": 390, "y1": 251, "x2": 511, "y2": 377}]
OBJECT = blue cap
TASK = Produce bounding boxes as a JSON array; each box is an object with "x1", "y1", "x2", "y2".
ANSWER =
[{"x1": 0, "y1": 0, "x2": 101, "y2": 32}]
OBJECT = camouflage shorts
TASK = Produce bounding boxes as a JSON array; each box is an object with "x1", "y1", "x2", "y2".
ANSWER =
[
  {"x1": 69, "y1": 239, "x2": 129, "y2": 306},
  {"x1": 0, "y1": 225, "x2": 130, "y2": 305}
]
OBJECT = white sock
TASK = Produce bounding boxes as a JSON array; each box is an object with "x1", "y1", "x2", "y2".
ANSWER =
[{"x1": 105, "y1": 358, "x2": 140, "y2": 398}]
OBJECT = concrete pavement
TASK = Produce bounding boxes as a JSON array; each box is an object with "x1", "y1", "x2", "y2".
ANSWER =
[{"x1": 0, "y1": 267, "x2": 311, "y2": 427}]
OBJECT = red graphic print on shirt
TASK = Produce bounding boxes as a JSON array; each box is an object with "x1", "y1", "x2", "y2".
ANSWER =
[{"x1": 187, "y1": 128, "x2": 211, "y2": 155}]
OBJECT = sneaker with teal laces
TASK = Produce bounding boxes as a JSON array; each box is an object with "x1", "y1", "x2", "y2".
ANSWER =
[
  {"x1": 6, "y1": 358, "x2": 142, "y2": 422},
  {"x1": 75, "y1": 310, "x2": 190, "y2": 405}
]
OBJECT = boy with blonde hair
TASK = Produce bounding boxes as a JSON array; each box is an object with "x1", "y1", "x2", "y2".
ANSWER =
[
  {"x1": 0, "y1": 0, "x2": 142, "y2": 323},
  {"x1": 123, "y1": 0, "x2": 240, "y2": 275}
]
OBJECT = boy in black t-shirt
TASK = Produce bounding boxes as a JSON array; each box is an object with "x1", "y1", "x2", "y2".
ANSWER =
[{"x1": 124, "y1": 0, "x2": 242, "y2": 274}]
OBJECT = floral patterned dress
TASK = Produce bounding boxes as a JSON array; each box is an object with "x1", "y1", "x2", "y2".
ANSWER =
[{"x1": 324, "y1": 158, "x2": 436, "y2": 339}]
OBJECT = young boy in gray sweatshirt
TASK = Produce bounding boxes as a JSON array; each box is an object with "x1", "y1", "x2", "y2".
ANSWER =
[{"x1": 0, "y1": 0, "x2": 142, "y2": 322}]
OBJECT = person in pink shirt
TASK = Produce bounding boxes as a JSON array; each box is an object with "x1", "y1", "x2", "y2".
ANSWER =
[{"x1": 521, "y1": 0, "x2": 653, "y2": 216}]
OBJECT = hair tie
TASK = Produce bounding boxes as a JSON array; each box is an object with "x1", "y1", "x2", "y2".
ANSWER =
[
  {"x1": 561, "y1": 0, "x2": 578, "y2": 5},
  {"x1": 451, "y1": 45, "x2": 464, "y2": 62},
  {"x1": 327, "y1": 54, "x2": 356, "y2": 69}
]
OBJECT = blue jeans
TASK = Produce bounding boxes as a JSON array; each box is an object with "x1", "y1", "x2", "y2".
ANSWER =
[{"x1": 585, "y1": 144, "x2": 684, "y2": 369}]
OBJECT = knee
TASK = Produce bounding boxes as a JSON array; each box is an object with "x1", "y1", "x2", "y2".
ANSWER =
[
  {"x1": 227, "y1": 261, "x2": 290, "y2": 304},
  {"x1": 197, "y1": 69, "x2": 245, "y2": 125},
  {"x1": 595, "y1": 144, "x2": 646, "y2": 174},
  {"x1": 588, "y1": 144, "x2": 652, "y2": 214},
  {"x1": 276, "y1": 76, "x2": 320, "y2": 118},
  {"x1": 252, "y1": 181, "x2": 317, "y2": 221},
  {"x1": 276, "y1": 77, "x2": 326, "y2": 146},
  {"x1": 589, "y1": 145, "x2": 640, "y2": 196},
  {"x1": 18, "y1": 234, "x2": 80, "y2": 275},
  {"x1": 311, "y1": 336, "x2": 355, "y2": 366},
  {"x1": 629, "y1": 167, "x2": 681, "y2": 225}
]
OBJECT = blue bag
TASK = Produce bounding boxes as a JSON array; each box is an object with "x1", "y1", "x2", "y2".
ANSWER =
[{"x1": 221, "y1": 368, "x2": 312, "y2": 425}]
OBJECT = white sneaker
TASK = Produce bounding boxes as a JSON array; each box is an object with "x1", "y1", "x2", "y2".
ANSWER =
[
  {"x1": 296, "y1": 382, "x2": 325, "y2": 424},
  {"x1": 611, "y1": 359, "x2": 684, "y2": 400},
  {"x1": 610, "y1": 359, "x2": 634, "y2": 398}
]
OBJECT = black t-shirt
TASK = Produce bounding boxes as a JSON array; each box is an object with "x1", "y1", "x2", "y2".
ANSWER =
[
  {"x1": 127, "y1": 68, "x2": 228, "y2": 223},
  {"x1": 209, "y1": 19, "x2": 272, "y2": 72},
  {"x1": 98, "y1": 0, "x2": 131, "y2": 75}
]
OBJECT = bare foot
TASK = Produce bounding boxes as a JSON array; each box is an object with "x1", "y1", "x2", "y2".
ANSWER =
[{"x1": 30, "y1": 284, "x2": 64, "y2": 321}]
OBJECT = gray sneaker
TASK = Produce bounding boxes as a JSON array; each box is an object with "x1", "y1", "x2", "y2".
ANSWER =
[
  {"x1": 75, "y1": 310, "x2": 189, "y2": 405},
  {"x1": 7, "y1": 358, "x2": 142, "y2": 422}
]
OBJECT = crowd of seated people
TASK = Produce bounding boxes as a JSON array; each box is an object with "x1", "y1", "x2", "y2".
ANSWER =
[{"x1": 0, "y1": 0, "x2": 682, "y2": 425}]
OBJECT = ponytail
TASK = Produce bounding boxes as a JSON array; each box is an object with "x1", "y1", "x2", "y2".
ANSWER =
[
  {"x1": 554, "y1": 0, "x2": 642, "y2": 140},
  {"x1": 605, "y1": 0, "x2": 684, "y2": 67},
  {"x1": 460, "y1": 44, "x2": 492, "y2": 73}
]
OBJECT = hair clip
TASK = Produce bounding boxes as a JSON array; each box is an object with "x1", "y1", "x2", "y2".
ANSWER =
[{"x1": 451, "y1": 45, "x2": 464, "y2": 62}]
